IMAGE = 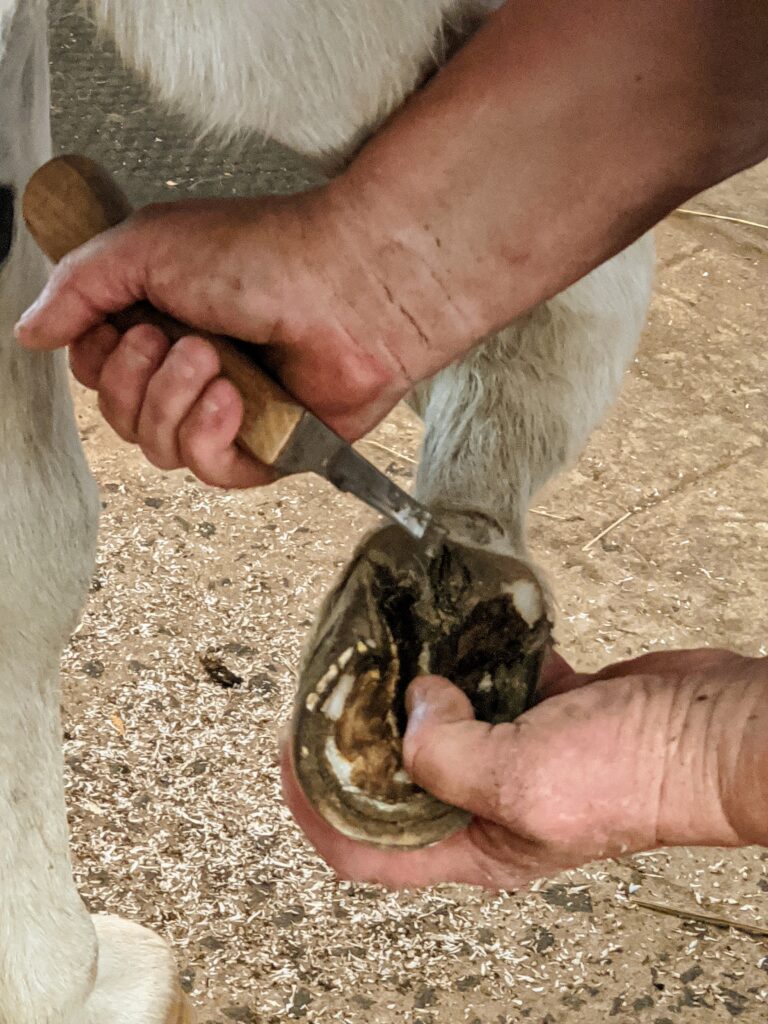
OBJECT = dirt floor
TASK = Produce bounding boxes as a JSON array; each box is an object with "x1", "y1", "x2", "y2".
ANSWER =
[{"x1": 49, "y1": 3, "x2": 767, "y2": 1022}]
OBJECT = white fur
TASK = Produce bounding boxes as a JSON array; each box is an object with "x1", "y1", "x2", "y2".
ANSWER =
[
  {"x1": 0, "y1": 0, "x2": 653, "y2": 1018},
  {"x1": 84, "y1": 0, "x2": 496, "y2": 168},
  {"x1": 0, "y1": 3, "x2": 98, "y2": 1021},
  {"x1": 412, "y1": 237, "x2": 654, "y2": 545}
]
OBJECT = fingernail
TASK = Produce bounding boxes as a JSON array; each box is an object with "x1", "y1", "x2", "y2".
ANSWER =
[
  {"x1": 202, "y1": 393, "x2": 222, "y2": 417},
  {"x1": 124, "y1": 341, "x2": 153, "y2": 367},
  {"x1": 13, "y1": 312, "x2": 33, "y2": 340},
  {"x1": 13, "y1": 294, "x2": 44, "y2": 337},
  {"x1": 405, "y1": 692, "x2": 429, "y2": 733}
]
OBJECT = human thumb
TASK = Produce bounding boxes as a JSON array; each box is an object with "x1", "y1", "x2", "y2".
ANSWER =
[{"x1": 402, "y1": 676, "x2": 502, "y2": 819}]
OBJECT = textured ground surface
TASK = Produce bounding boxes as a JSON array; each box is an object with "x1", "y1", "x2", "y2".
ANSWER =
[{"x1": 49, "y1": 3, "x2": 768, "y2": 1022}]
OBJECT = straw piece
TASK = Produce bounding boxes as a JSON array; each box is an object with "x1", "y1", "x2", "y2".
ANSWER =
[{"x1": 675, "y1": 208, "x2": 768, "y2": 232}]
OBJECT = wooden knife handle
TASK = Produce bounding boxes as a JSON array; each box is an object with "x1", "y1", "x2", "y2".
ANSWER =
[{"x1": 22, "y1": 154, "x2": 306, "y2": 469}]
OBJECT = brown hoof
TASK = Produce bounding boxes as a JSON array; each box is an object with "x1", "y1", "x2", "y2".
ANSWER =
[
  {"x1": 293, "y1": 511, "x2": 551, "y2": 849},
  {"x1": 168, "y1": 989, "x2": 195, "y2": 1024}
]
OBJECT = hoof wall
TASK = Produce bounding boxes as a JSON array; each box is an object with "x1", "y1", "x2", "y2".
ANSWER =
[{"x1": 168, "y1": 991, "x2": 195, "y2": 1024}]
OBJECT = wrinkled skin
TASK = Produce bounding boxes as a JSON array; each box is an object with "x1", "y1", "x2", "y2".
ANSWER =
[
  {"x1": 292, "y1": 512, "x2": 551, "y2": 847},
  {"x1": 284, "y1": 648, "x2": 768, "y2": 888}
]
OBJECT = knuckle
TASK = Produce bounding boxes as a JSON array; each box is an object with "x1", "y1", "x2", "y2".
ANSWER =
[
  {"x1": 191, "y1": 459, "x2": 226, "y2": 488},
  {"x1": 178, "y1": 433, "x2": 222, "y2": 488},
  {"x1": 140, "y1": 444, "x2": 180, "y2": 471},
  {"x1": 139, "y1": 392, "x2": 175, "y2": 432},
  {"x1": 171, "y1": 336, "x2": 220, "y2": 377},
  {"x1": 97, "y1": 387, "x2": 135, "y2": 441},
  {"x1": 193, "y1": 467, "x2": 225, "y2": 489}
]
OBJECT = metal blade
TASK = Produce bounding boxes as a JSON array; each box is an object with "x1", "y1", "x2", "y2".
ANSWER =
[
  {"x1": 273, "y1": 411, "x2": 434, "y2": 541},
  {"x1": 325, "y1": 442, "x2": 434, "y2": 539}
]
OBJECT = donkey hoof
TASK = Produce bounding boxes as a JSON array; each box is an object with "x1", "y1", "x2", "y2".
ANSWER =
[
  {"x1": 168, "y1": 990, "x2": 196, "y2": 1024},
  {"x1": 86, "y1": 915, "x2": 197, "y2": 1024},
  {"x1": 292, "y1": 511, "x2": 552, "y2": 849}
]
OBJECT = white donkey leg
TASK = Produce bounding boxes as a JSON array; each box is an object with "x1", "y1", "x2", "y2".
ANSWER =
[
  {"x1": 0, "y1": 3, "x2": 191, "y2": 1021},
  {"x1": 412, "y1": 238, "x2": 655, "y2": 553}
]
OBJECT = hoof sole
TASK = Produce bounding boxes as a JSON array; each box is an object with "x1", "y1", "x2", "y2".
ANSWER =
[{"x1": 294, "y1": 514, "x2": 551, "y2": 848}]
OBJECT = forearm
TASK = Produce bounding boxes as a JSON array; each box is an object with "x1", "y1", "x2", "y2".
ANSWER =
[{"x1": 329, "y1": 0, "x2": 768, "y2": 380}]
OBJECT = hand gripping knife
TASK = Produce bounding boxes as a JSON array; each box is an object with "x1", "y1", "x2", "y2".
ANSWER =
[{"x1": 22, "y1": 155, "x2": 437, "y2": 542}]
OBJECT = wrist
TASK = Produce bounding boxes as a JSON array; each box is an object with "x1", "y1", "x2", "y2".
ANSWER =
[
  {"x1": 720, "y1": 657, "x2": 768, "y2": 847},
  {"x1": 319, "y1": 171, "x2": 486, "y2": 387},
  {"x1": 654, "y1": 657, "x2": 768, "y2": 850}
]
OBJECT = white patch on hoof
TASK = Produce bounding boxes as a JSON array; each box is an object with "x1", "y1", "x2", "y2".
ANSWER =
[
  {"x1": 322, "y1": 673, "x2": 355, "y2": 721},
  {"x1": 85, "y1": 915, "x2": 195, "y2": 1024},
  {"x1": 418, "y1": 643, "x2": 431, "y2": 673},
  {"x1": 323, "y1": 738, "x2": 412, "y2": 812},
  {"x1": 314, "y1": 663, "x2": 339, "y2": 695},
  {"x1": 336, "y1": 647, "x2": 354, "y2": 670},
  {"x1": 324, "y1": 735, "x2": 355, "y2": 787},
  {"x1": 505, "y1": 579, "x2": 543, "y2": 627}
]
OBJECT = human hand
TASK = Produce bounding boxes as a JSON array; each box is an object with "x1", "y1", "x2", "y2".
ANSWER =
[
  {"x1": 14, "y1": 189, "x2": 463, "y2": 487},
  {"x1": 282, "y1": 648, "x2": 768, "y2": 888}
]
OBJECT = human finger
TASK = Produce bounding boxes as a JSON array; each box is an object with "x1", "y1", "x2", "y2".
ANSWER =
[
  {"x1": 69, "y1": 323, "x2": 121, "y2": 389},
  {"x1": 177, "y1": 376, "x2": 274, "y2": 488},
  {"x1": 96, "y1": 324, "x2": 171, "y2": 442},
  {"x1": 15, "y1": 226, "x2": 149, "y2": 349},
  {"x1": 135, "y1": 335, "x2": 220, "y2": 469}
]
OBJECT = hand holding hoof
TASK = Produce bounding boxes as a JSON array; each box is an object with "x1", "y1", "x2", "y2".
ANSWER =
[{"x1": 291, "y1": 512, "x2": 552, "y2": 848}]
